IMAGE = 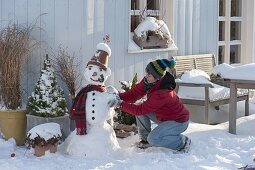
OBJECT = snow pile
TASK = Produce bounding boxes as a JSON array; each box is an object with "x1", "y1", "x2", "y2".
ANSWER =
[
  {"x1": 213, "y1": 63, "x2": 255, "y2": 80},
  {"x1": 0, "y1": 114, "x2": 255, "y2": 169},
  {"x1": 212, "y1": 63, "x2": 234, "y2": 77},
  {"x1": 177, "y1": 69, "x2": 247, "y2": 101},
  {"x1": 27, "y1": 123, "x2": 61, "y2": 141},
  {"x1": 179, "y1": 69, "x2": 211, "y2": 84}
]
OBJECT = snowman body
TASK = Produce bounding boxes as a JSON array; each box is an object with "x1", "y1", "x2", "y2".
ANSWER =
[{"x1": 63, "y1": 63, "x2": 120, "y2": 157}]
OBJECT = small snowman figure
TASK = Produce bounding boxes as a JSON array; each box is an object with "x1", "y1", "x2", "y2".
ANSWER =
[{"x1": 63, "y1": 38, "x2": 120, "y2": 157}]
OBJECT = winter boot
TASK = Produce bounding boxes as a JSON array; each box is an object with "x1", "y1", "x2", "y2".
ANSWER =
[
  {"x1": 174, "y1": 137, "x2": 191, "y2": 154},
  {"x1": 136, "y1": 140, "x2": 151, "y2": 149}
]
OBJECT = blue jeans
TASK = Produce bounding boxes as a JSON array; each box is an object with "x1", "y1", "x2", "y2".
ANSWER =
[{"x1": 136, "y1": 113, "x2": 189, "y2": 150}]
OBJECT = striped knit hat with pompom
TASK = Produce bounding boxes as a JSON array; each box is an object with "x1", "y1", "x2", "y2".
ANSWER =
[{"x1": 145, "y1": 58, "x2": 176, "y2": 80}]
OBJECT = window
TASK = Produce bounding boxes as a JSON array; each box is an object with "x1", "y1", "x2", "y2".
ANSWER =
[
  {"x1": 130, "y1": 0, "x2": 160, "y2": 32},
  {"x1": 218, "y1": 0, "x2": 243, "y2": 64}
]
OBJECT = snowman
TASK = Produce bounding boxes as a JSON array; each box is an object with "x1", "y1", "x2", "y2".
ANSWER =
[{"x1": 63, "y1": 40, "x2": 120, "y2": 157}]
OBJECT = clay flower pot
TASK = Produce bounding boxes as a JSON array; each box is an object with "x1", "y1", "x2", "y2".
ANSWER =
[
  {"x1": 34, "y1": 145, "x2": 46, "y2": 157},
  {"x1": 34, "y1": 143, "x2": 58, "y2": 157},
  {"x1": 26, "y1": 123, "x2": 62, "y2": 157}
]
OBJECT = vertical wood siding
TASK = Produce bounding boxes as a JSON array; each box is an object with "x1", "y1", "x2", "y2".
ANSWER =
[
  {"x1": 174, "y1": 0, "x2": 218, "y2": 56},
  {"x1": 1, "y1": 0, "x2": 216, "y2": 102}
]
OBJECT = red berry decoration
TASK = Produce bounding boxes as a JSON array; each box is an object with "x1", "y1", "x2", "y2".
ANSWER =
[{"x1": 11, "y1": 153, "x2": 15, "y2": 157}]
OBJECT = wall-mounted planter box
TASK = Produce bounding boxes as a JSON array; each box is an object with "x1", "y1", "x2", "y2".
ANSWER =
[{"x1": 133, "y1": 34, "x2": 169, "y2": 50}]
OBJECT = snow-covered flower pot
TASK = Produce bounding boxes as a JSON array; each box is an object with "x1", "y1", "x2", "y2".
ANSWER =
[
  {"x1": 26, "y1": 123, "x2": 62, "y2": 157},
  {"x1": 133, "y1": 17, "x2": 176, "y2": 50}
]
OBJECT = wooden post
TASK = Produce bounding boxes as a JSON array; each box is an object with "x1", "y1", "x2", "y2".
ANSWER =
[
  {"x1": 245, "y1": 94, "x2": 249, "y2": 116},
  {"x1": 204, "y1": 85, "x2": 210, "y2": 124},
  {"x1": 229, "y1": 82, "x2": 237, "y2": 134}
]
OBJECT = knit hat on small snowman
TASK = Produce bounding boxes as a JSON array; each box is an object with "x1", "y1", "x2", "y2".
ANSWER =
[
  {"x1": 146, "y1": 58, "x2": 176, "y2": 80},
  {"x1": 87, "y1": 42, "x2": 111, "y2": 71}
]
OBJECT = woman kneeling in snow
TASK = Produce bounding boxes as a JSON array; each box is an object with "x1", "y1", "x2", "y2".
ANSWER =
[{"x1": 109, "y1": 58, "x2": 191, "y2": 153}]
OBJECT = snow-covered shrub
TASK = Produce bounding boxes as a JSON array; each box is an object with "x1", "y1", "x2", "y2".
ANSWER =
[
  {"x1": 27, "y1": 55, "x2": 67, "y2": 117},
  {"x1": 26, "y1": 123, "x2": 62, "y2": 148}
]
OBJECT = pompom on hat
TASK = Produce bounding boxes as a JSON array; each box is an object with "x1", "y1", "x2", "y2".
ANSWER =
[
  {"x1": 87, "y1": 35, "x2": 111, "y2": 71},
  {"x1": 146, "y1": 58, "x2": 176, "y2": 80}
]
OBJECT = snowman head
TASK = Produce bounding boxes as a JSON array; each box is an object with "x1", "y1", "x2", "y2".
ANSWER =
[
  {"x1": 84, "y1": 64, "x2": 111, "y2": 86},
  {"x1": 85, "y1": 42, "x2": 111, "y2": 86}
]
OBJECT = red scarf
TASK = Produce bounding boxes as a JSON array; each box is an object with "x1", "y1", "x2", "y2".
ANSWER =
[{"x1": 70, "y1": 85, "x2": 105, "y2": 135}]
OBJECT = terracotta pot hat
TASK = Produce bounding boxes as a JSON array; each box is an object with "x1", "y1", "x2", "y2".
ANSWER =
[{"x1": 87, "y1": 41, "x2": 111, "y2": 71}]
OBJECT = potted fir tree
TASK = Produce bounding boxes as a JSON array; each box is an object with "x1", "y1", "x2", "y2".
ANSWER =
[
  {"x1": 0, "y1": 23, "x2": 37, "y2": 145},
  {"x1": 113, "y1": 73, "x2": 139, "y2": 138},
  {"x1": 26, "y1": 54, "x2": 70, "y2": 138}
]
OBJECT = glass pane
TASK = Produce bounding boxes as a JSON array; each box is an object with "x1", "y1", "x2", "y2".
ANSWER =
[
  {"x1": 230, "y1": 21, "x2": 241, "y2": 40},
  {"x1": 131, "y1": 15, "x2": 140, "y2": 32},
  {"x1": 219, "y1": 21, "x2": 225, "y2": 41},
  {"x1": 230, "y1": 45, "x2": 241, "y2": 64},
  {"x1": 147, "y1": 12, "x2": 159, "y2": 18},
  {"x1": 231, "y1": 0, "x2": 242, "y2": 17},
  {"x1": 218, "y1": 46, "x2": 225, "y2": 64},
  {"x1": 147, "y1": 0, "x2": 159, "y2": 10},
  {"x1": 219, "y1": 0, "x2": 225, "y2": 16},
  {"x1": 131, "y1": 0, "x2": 139, "y2": 10}
]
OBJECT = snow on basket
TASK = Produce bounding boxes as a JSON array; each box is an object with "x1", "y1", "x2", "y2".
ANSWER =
[
  {"x1": 26, "y1": 123, "x2": 62, "y2": 157},
  {"x1": 133, "y1": 17, "x2": 176, "y2": 50}
]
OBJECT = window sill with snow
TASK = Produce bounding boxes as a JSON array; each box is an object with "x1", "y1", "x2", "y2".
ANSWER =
[{"x1": 128, "y1": 35, "x2": 178, "y2": 54}]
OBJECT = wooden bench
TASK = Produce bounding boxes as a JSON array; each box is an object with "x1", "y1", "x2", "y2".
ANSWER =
[{"x1": 172, "y1": 54, "x2": 249, "y2": 124}]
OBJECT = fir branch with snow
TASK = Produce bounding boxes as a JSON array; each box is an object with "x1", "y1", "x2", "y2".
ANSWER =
[
  {"x1": 27, "y1": 54, "x2": 68, "y2": 117},
  {"x1": 114, "y1": 73, "x2": 139, "y2": 125}
]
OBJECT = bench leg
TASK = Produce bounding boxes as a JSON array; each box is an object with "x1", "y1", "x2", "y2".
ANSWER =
[
  {"x1": 205, "y1": 86, "x2": 209, "y2": 124},
  {"x1": 245, "y1": 96, "x2": 249, "y2": 116}
]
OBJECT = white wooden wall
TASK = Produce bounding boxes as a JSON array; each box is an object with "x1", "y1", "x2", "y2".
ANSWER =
[
  {"x1": 174, "y1": 0, "x2": 218, "y2": 57},
  {"x1": 0, "y1": 0, "x2": 172, "y2": 104},
  {"x1": 1, "y1": 0, "x2": 255, "y2": 104}
]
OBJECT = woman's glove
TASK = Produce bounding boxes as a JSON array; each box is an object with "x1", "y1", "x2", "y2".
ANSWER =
[{"x1": 106, "y1": 85, "x2": 118, "y2": 94}]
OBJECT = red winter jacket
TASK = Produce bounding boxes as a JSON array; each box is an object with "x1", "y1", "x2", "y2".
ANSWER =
[{"x1": 119, "y1": 72, "x2": 189, "y2": 122}]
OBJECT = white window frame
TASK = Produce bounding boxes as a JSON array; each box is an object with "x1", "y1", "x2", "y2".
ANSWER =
[
  {"x1": 218, "y1": 0, "x2": 243, "y2": 64},
  {"x1": 130, "y1": 0, "x2": 160, "y2": 33}
]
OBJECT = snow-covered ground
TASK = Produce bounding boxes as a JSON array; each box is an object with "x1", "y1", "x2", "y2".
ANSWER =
[
  {"x1": 1, "y1": 63, "x2": 255, "y2": 170},
  {"x1": 0, "y1": 104, "x2": 255, "y2": 170}
]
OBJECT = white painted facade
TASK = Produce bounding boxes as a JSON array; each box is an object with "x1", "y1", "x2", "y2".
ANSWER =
[{"x1": 0, "y1": 0, "x2": 254, "y2": 102}]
